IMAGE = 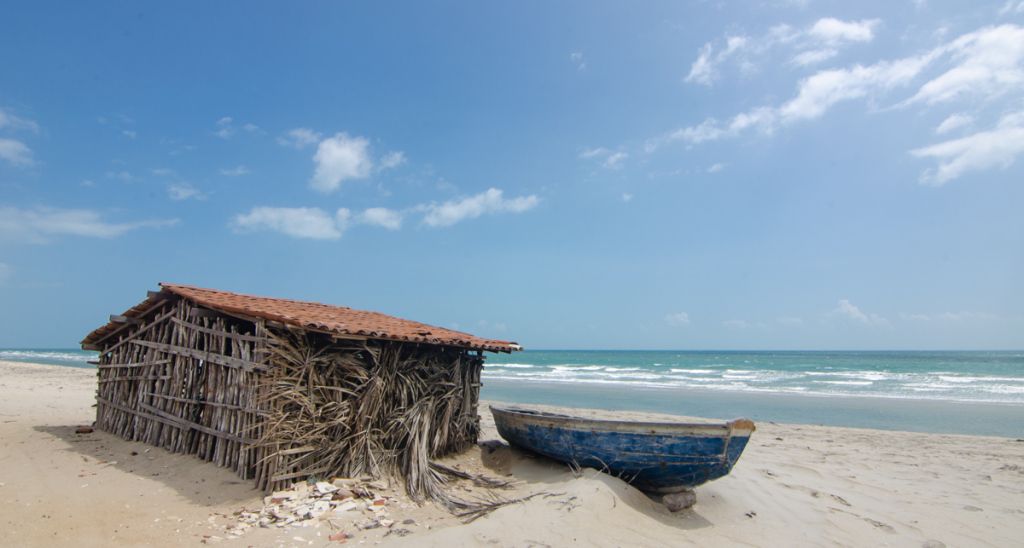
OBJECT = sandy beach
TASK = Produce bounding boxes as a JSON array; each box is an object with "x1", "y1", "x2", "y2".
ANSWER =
[{"x1": 1, "y1": 360, "x2": 1022, "y2": 547}]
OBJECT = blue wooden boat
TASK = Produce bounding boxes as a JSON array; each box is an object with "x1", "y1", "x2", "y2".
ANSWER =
[{"x1": 490, "y1": 406, "x2": 755, "y2": 493}]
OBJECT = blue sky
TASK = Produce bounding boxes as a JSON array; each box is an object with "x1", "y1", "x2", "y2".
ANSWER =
[{"x1": 1, "y1": 1, "x2": 1022, "y2": 350}]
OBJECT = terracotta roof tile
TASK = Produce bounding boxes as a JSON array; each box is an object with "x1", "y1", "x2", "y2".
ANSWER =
[{"x1": 81, "y1": 283, "x2": 522, "y2": 353}]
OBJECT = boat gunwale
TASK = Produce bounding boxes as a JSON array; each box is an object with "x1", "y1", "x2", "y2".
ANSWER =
[{"x1": 490, "y1": 405, "x2": 755, "y2": 437}]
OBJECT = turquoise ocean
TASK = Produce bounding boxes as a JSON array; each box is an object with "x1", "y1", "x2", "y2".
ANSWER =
[
  {"x1": 4, "y1": 349, "x2": 1022, "y2": 438},
  {"x1": 481, "y1": 350, "x2": 1024, "y2": 439}
]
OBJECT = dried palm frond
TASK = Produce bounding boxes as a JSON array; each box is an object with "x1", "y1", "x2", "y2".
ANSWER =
[
  {"x1": 251, "y1": 329, "x2": 484, "y2": 502},
  {"x1": 455, "y1": 491, "x2": 549, "y2": 524},
  {"x1": 429, "y1": 461, "x2": 516, "y2": 490}
]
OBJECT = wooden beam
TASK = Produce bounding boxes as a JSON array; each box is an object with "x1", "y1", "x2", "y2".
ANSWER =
[
  {"x1": 97, "y1": 308, "x2": 179, "y2": 356},
  {"x1": 110, "y1": 314, "x2": 145, "y2": 325},
  {"x1": 97, "y1": 396, "x2": 255, "y2": 445},
  {"x1": 130, "y1": 340, "x2": 266, "y2": 372},
  {"x1": 92, "y1": 296, "x2": 181, "y2": 348},
  {"x1": 96, "y1": 358, "x2": 171, "y2": 370},
  {"x1": 331, "y1": 333, "x2": 368, "y2": 342},
  {"x1": 98, "y1": 374, "x2": 172, "y2": 383},
  {"x1": 143, "y1": 391, "x2": 255, "y2": 412},
  {"x1": 90, "y1": 321, "x2": 134, "y2": 348},
  {"x1": 138, "y1": 402, "x2": 256, "y2": 445},
  {"x1": 188, "y1": 308, "x2": 224, "y2": 319},
  {"x1": 147, "y1": 291, "x2": 176, "y2": 300},
  {"x1": 171, "y1": 316, "x2": 264, "y2": 343}
]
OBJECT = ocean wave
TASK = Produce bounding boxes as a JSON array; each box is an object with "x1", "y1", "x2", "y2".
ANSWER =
[
  {"x1": 986, "y1": 385, "x2": 1024, "y2": 394},
  {"x1": 0, "y1": 350, "x2": 94, "y2": 362},
  {"x1": 552, "y1": 365, "x2": 603, "y2": 371},
  {"x1": 814, "y1": 380, "x2": 874, "y2": 386},
  {"x1": 479, "y1": 350, "x2": 1024, "y2": 405},
  {"x1": 482, "y1": 373, "x2": 1024, "y2": 404}
]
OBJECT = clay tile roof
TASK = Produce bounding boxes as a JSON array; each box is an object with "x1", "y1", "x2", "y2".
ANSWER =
[{"x1": 82, "y1": 283, "x2": 522, "y2": 353}]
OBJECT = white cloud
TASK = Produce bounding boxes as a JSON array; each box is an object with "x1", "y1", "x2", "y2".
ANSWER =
[
  {"x1": 808, "y1": 18, "x2": 879, "y2": 45},
  {"x1": 278, "y1": 128, "x2": 323, "y2": 149},
  {"x1": 578, "y1": 147, "x2": 627, "y2": 169},
  {"x1": 936, "y1": 113, "x2": 974, "y2": 134},
  {"x1": 214, "y1": 117, "x2": 234, "y2": 139},
  {"x1": 123, "y1": 130, "x2": 136, "y2": 139},
  {"x1": 777, "y1": 316, "x2": 804, "y2": 325},
  {"x1": 779, "y1": 55, "x2": 934, "y2": 122},
  {"x1": 571, "y1": 52, "x2": 586, "y2": 70},
  {"x1": 655, "y1": 40, "x2": 945, "y2": 148},
  {"x1": 834, "y1": 299, "x2": 870, "y2": 322},
  {"x1": 106, "y1": 171, "x2": 138, "y2": 183},
  {"x1": 622, "y1": 193, "x2": 633, "y2": 202},
  {"x1": 167, "y1": 183, "x2": 205, "y2": 201},
  {"x1": 220, "y1": 165, "x2": 250, "y2": 176},
  {"x1": 685, "y1": 37, "x2": 749, "y2": 85},
  {"x1": 707, "y1": 163, "x2": 724, "y2": 173},
  {"x1": 0, "y1": 107, "x2": 39, "y2": 133},
  {"x1": 231, "y1": 205, "x2": 411, "y2": 239},
  {"x1": 310, "y1": 133, "x2": 373, "y2": 193},
  {"x1": 236, "y1": 188, "x2": 539, "y2": 238},
  {"x1": 910, "y1": 108, "x2": 1024, "y2": 184},
  {"x1": 379, "y1": 151, "x2": 406, "y2": 170},
  {"x1": 578, "y1": 147, "x2": 610, "y2": 159},
  {"x1": 603, "y1": 152, "x2": 627, "y2": 169},
  {"x1": 660, "y1": 22, "x2": 1021, "y2": 153},
  {"x1": 0, "y1": 206, "x2": 178, "y2": 243},
  {"x1": 0, "y1": 138, "x2": 33, "y2": 166},
  {"x1": 665, "y1": 312, "x2": 691, "y2": 326},
  {"x1": 422, "y1": 188, "x2": 539, "y2": 227},
  {"x1": 686, "y1": 44, "x2": 717, "y2": 85},
  {"x1": 336, "y1": 208, "x2": 352, "y2": 233},
  {"x1": 999, "y1": 1, "x2": 1024, "y2": 16},
  {"x1": 833, "y1": 299, "x2": 890, "y2": 327},
  {"x1": 647, "y1": 107, "x2": 775, "y2": 150},
  {"x1": 791, "y1": 49, "x2": 838, "y2": 67},
  {"x1": 358, "y1": 207, "x2": 403, "y2": 230},
  {"x1": 244, "y1": 123, "x2": 259, "y2": 133},
  {"x1": 232, "y1": 206, "x2": 344, "y2": 240},
  {"x1": 686, "y1": 18, "x2": 878, "y2": 86},
  {"x1": 903, "y1": 25, "x2": 1024, "y2": 107}
]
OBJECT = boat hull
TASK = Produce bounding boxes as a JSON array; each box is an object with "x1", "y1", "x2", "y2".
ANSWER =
[{"x1": 491, "y1": 406, "x2": 754, "y2": 493}]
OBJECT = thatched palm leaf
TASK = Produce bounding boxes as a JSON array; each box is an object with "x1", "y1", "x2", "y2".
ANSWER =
[{"x1": 252, "y1": 330, "x2": 483, "y2": 502}]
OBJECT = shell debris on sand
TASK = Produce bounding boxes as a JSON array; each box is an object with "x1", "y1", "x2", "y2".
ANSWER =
[{"x1": 223, "y1": 477, "x2": 400, "y2": 538}]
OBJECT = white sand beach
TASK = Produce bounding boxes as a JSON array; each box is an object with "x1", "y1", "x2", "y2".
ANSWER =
[{"x1": 1, "y1": 360, "x2": 1022, "y2": 547}]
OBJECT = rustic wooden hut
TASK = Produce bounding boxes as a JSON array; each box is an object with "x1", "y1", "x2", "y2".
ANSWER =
[{"x1": 80, "y1": 283, "x2": 521, "y2": 498}]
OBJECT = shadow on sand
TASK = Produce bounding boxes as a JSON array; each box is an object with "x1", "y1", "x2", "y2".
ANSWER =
[{"x1": 35, "y1": 424, "x2": 262, "y2": 508}]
